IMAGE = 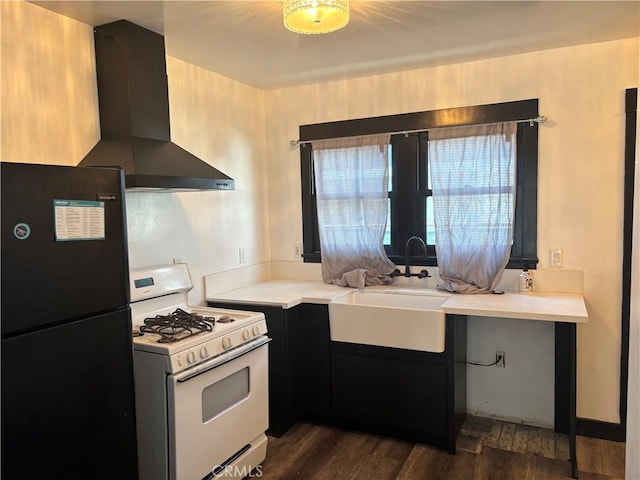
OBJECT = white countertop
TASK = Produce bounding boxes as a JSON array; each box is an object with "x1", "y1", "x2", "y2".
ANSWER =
[
  {"x1": 207, "y1": 280, "x2": 350, "y2": 309},
  {"x1": 207, "y1": 281, "x2": 588, "y2": 324},
  {"x1": 441, "y1": 291, "x2": 588, "y2": 324}
]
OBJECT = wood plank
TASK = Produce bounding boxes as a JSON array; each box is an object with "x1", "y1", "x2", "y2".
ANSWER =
[
  {"x1": 576, "y1": 436, "x2": 625, "y2": 477},
  {"x1": 497, "y1": 422, "x2": 516, "y2": 451},
  {"x1": 311, "y1": 430, "x2": 377, "y2": 480},
  {"x1": 599, "y1": 439, "x2": 626, "y2": 478},
  {"x1": 533, "y1": 454, "x2": 572, "y2": 480},
  {"x1": 526, "y1": 425, "x2": 543, "y2": 456},
  {"x1": 578, "y1": 472, "x2": 624, "y2": 480},
  {"x1": 473, "y1": 446, "x2": 536, "y2": 480},
  {"x1": 457, "y1": 434, "x2": 482, "y2": 454},
  {"x1": 396, "y1": 444, "x2": 476, "y2": 480},
  {"x1": 382, "y1": 436, "x2": 415, "y2": 463},
  {"x1": 539, "y1": 427, "x2": 556, "y2": 459},
  {"x1": 577, "y1": 435, "x2": 604, "y2": 475},
  {"x1": 261, "y1": 424, "x2": 341, "y2": 479},
  {"x1": 463, "y1": 414, "x2": 494, "y2": 435},
  {"x1": 396, "y1": 445, "x2": 433, "y2": 480},
  {"x1": 484, "y1": 420, "x2": 504, "y2": 449},
  {"x1": 346, "y1": 436, "x2": 412, "y2": 480},
  {"x1": 261, "y1": 422, "x2": 316, "y2": 469},
  {"x1": 260, "y1": 421, "x2": 625, "y2": 480},
  {"x1": 511, "y1": 424, "x2": 529, "y2": 454}
]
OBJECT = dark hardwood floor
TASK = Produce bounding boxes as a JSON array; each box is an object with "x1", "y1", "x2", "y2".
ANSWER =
[{"x1": 257, "y1": 416, "x2": 625, "y2": 480}]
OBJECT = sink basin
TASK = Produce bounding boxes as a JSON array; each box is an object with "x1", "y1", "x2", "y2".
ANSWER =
[{"x1": 328, "y1": 290, "x2": 447, "y2": 353}]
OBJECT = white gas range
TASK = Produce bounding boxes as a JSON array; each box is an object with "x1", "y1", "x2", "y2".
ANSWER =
[{"x1": 130, "y1": 263, "x2": 270, "y2": 480}]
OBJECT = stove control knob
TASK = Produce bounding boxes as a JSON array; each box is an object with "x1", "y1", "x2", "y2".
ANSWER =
[
  {"x1": 222, "y1": 336, "x2": 233, "y2": 350},
  {"x1": 187, "y1": 351, "x2": 197, "y2": 364},
  {"x1": 243, "y1": 329, "x2": 251, "y2": 341},
  {"x1": 252, "y1": 326, "x2": 260, "y2": 337},
  {"x1": 200, "y1": 346, "x2": 209, "y2": 359}
]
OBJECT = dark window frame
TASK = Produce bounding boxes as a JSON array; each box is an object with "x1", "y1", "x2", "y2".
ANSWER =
[{"x1": 300, "y1": 99, "x2": 539, "y2": 269}]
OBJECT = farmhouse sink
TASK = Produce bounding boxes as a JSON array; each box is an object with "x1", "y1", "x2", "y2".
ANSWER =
[{"x1": 328, "y1": 290, "x2": 448, "y2": 353}]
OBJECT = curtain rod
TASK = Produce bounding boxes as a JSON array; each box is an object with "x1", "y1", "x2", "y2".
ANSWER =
[{"x1": 289, "y1": 115, "x2": 547, "y2": 147}]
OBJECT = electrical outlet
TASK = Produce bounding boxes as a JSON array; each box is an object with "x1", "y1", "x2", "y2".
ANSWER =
[
  {"x1": 294, "y1": 243, "x2": 302, "y2": 258},
  {"x1": 496, "y1": 351, "x2": 506, "y2": 368},
  {"x1": 239, "y1": 247, "x2": 246, "y2": 264}
]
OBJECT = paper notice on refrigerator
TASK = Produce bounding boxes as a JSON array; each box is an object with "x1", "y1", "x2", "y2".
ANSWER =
[{"x1": 54, "y1": 199, "x2": 105, "y2": 241}]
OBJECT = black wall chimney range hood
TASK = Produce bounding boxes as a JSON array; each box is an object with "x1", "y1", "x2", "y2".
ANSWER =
[{"x1": 79, "y1": 20, "x2": 234, "y2": 191}]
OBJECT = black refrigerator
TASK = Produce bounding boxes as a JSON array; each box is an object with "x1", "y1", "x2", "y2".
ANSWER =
[{"x1": 1, "y1": 162, "x2": 138, "y2": 479}]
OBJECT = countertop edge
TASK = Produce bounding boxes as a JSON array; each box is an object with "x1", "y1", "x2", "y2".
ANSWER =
[
  {"x1": 207, "y1": 298, "x2": 302, "y2": 309},
  {"x1": 206, "y1": 281, "x2": 588, "y2": 324},
  {"x1": 441, "y1": 305, "x2": 588, "y2": 324}
]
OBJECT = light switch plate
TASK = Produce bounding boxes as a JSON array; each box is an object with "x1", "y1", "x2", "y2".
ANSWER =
[{"x1": 550, "y1": 248, "x2": 563, "y2": 268}]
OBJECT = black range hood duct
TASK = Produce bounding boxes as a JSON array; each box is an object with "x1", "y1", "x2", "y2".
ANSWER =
[{"x1": 79, "y1": 20, "x2": 234, "y2": 191}]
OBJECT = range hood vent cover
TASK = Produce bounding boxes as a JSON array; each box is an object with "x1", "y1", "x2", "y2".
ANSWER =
[{"x1": 79, "y1": 20, "x2": 234, "y2": 191}]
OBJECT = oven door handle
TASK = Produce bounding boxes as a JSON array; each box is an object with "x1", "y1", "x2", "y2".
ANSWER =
[{"x1": 174, "y1": 335, "x2": 271, "y2": 383}]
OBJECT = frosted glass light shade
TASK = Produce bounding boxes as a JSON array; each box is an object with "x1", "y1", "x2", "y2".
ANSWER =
[{"x1": 283, "y1": 0, "x2": 349, "y2": 34}]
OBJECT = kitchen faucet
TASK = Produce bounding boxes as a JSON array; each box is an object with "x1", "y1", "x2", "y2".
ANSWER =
[{"x1": 391, "y1": 236, "x2": 431, "y2": 278}]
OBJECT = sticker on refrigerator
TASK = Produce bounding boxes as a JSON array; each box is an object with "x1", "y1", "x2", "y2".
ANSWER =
[
  {"x1": 54, "y1": 199, "x2": 105, "y2": 241},
  {"x1": 13, "y1": 223, "x2": 31, "y2": 240}
]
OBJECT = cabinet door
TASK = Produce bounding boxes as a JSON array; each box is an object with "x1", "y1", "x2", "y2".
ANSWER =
[
  {"x1": 207, "y1": 302, "x2": 295, "y2": 436},
  {"x1": 331, "y1": 342, "x2": 449, "y2": 448},
  {"x1": 386, "y1": 360, "x2": 447, "y2": 440},
  {"x1": 288, "y1": 304, "x2": 332, "y2": 421},
  {"x1": 332, "y1": 351, "x2": 386, "y2": 426}
]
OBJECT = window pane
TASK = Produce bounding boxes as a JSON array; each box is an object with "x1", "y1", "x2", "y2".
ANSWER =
[
  {"x1": 387, "y1": 144, "x2": 393, "y2": 192},
  {"x1": 384, "y1": 144, "x2": 392, "y2": 246},
  {"x1": 384, "y1": 198, "x2": 391, "y2": 245},
  {"x1": 432, "y1": 192, "x2": 514, "y2": 245},
  {"x1": 425, "y1": 196, "x2": 435, "y2": 245}
]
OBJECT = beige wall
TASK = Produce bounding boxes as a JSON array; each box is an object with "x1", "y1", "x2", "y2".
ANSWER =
[
  {"x1": 1, "y1": 2, "x2": 270, "y2": 305},
  {"x1": 265, "y1": 38, "x2": 640, "y2": 423},
  {"x1": 126, "y1": 56, "x2": 269, "y2": 304},
  {"x1": 3, "y1": 0, "x2": 639, "y2": 424},
  {"x1": 1, "y1": 1, "x2": 99, "y2": 165}
]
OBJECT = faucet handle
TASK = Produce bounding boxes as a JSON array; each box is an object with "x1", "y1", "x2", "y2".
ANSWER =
[{"x1": 418, "y1": 269, "x2": 431, "y2": 279}]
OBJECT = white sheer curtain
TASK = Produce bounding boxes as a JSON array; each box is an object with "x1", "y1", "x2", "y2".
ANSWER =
[
  {"x1": 429, "y1": 122, "x2": 517, "y2": 293},
  {"x1": 312, "y1": 134, "x2": 396, "y2": 288}
]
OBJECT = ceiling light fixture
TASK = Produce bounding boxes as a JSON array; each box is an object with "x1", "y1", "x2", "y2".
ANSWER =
[{"x1": 283, "y1": 0, "x2": 349, "y2": 34}]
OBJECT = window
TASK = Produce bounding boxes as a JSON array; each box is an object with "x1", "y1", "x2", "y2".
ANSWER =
[{"x1": 300, "y1": 99, "x2": 539, "y2": 269}]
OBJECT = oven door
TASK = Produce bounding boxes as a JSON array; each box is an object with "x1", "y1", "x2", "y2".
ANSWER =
[{"x1": 167, "y1": 337, "x2": 269, "y2": 480}]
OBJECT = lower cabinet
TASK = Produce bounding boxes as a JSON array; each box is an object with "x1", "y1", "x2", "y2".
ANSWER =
[
  {"x1": 331, "y1": 342, "x2": 449, "y2": 448},
  {"x1": 208, "y1": 299, "x2": 466, "y2": 451},
  {"x1": 288, "y1": 303, "x2": 333, "y2": 424},
  {"x1": 206, "y1": 301, "x2": 332, "y2": 436},
  {"x1": 332, "y1": 314, "x2": 467, "y2": 452}
]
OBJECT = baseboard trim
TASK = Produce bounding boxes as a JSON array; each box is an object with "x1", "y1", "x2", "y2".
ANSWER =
[{"x1": 577, "y1": 418, "x2": 625, "y2": 442}]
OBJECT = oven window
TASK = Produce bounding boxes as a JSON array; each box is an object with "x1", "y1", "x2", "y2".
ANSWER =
[{"x1": 202, "y1": 367, "x2": 249, "y2": 423}]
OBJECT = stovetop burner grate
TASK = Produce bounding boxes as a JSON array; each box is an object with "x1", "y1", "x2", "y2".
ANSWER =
[{"x1": 139, "y1": 308, "x2": 215, "y2": 343}]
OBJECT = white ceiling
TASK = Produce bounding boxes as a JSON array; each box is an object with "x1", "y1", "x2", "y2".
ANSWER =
[{"x1": 32, "y1": 1, "x2": 640, "y2": 90}]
